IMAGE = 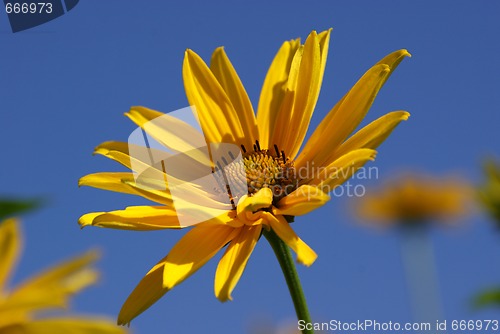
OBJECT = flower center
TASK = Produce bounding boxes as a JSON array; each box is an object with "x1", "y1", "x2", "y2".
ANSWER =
[
  {"x1": 243, "y1": 149, "x2": 298, "y2": 199},
  {"x1": 217, "y1": 141, "x2": 300, "y2": 207}
]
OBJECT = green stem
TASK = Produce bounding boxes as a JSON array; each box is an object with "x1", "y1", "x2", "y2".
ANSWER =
[{"x1": 263, "y1": 228, "x2": 314, "y2": 334}]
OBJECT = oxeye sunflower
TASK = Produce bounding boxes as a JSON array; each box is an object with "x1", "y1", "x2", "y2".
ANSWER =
[
  {"x1": 356, "y1": 173, "x2": 473, "y2": 226},
  {"x1": 0, "y1": 218, "x2": 126, "y2": 334},
  {"x1": 353, "y1": 174, "x2": 473, "y2": 324},
  {"x1": 79, "y1": 29, "x2": 410, "y2": 326}
]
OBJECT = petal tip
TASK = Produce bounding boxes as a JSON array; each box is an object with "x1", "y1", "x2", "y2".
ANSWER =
[
  {"x1": 78, "y1": 212, "x2": 102, "y2": 228},
  {"x1": 216, "y1": 293, "x2": 233, "y2": 303},
  {"x1": 298, "y1": 252, "x2": 318, "y2": 267},
  {"x1": 78, "y1": 219, "x2": 91, "y2": 229},
  {"x1": 394, "y1": 49, "x2": 412, "y2": 59},
  {"x1": 185, "y1": 49, "x2": 197, "y2": 58},
  {"x1": 116, "y1": 317, "x2": 130, "y2": 327},
  {"x1": 93, "y1": 144, "x2": 110, "y2": 156},
  {"x1": 402, "y1": 49, "x2": 412, "y2": 58}
]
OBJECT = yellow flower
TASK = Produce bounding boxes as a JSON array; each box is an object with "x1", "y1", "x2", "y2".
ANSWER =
[
  {"x1": 0, "y1": 218, "x2": 126, "y2": 334},
  {"x1": 479, "y1": 160, "x2": 500, "y2": 223},
  {"x1": 356, "y1": 173, "x2": 473, "y2": 225},
  {"x1": 79, "y1": 29, "x2": 410, "y2": 324}
]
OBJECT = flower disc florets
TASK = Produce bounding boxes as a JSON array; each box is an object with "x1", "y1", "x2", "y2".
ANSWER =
[{"x1": 219, "y1": 142, "x2": 300, "y2": 207}]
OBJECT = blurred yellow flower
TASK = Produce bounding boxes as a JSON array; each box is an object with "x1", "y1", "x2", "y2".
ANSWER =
[
  {"x1": 356, "y1": 173, "x2": 473, "y2": 225},
  {"x1": 0, "y1": 218, "x2": 126, "y2": 334},
  {"x1": 479, "y1": 160, "x2": 500, "y2": 223},
  {"x1": 79, "y1": 29, "x2": 410, "y2": 324}
]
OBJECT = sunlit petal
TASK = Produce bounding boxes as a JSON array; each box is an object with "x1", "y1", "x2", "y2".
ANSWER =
[
  {"x1": 214, "y1": 225, "x2": 261, "y2": 301},
  {"x1": 267, "y1": 214, "x2": 317, "y2": 266},
  {"x1": 275, "y1": 185, "x2": 330, "y2": 216},
  {"x1": 210, "y1": 47, "x2": 258, "y2": 144}
]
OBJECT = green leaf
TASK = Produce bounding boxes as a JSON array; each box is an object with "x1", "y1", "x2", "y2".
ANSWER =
[
  {"x1": 474, "y1": 289, "x2": 500, "y2": 308},
  {"x1": 0, "y1": 198, "x2": 42, "y2": 221}
]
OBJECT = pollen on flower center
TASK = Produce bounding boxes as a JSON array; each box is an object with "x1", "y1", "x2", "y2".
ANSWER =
[{"x1": 217, "y1": 141, "x2": 300, "y2": 206}]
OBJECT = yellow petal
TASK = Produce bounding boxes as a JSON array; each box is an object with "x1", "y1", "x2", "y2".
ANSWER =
[
  {"x1": 12, "y1": 250, "x2": 99, "y2": 296},
  {"x1": 285, "y1": 29, "x2": 331, "y2": 159},
  {"x1": 0, "y1": 289, "x2": 69, "y2": 318},
  {"x1": 269, "y1": 45, "x2": 303, "y2": 151},
  {"x1": 125, "y1": 106, "x2": 207, "y2": 154},
  {"x1": 81, "y1": 170, "x2": 229, "y2": 214},
  {"x1": 94, "y1": 140, "x2": 209, "y2": 183},
  {"x1": 317, "y1": 29, "x2": 333, "y2": 86},
  {"x1": 375, "y1": 49, "x2": 412, "y2": 80},
  {"x1": 117, "y1": 254, "x2": 168, "y2": 326},
  {"x1": 78, "y1": 206, "x2": 182, "y2": 230},
  {"x1": 163, "y1": 223, "x2": 238, "y2": 289},
  {"x1": 333, "y1": 111, "x2": 410, "y2": 158},
  {"x1": 236, "y1": 188, "x2": 273, "y2": 218},
  {"x1": 126, "y1": 108, "x2": 218, "y2": 182},
  {"x1": 183, "y1": 50, "x2": 251, "y2": 148},
  {"x1": 93, "y1": 141, "x2": 171, "y2": 177},
  {"x1": 275, "y1": 185, "x2": 330, "y2": 216},
  {"x1": 119, "y1": 223, "x2": 238, "y2": 325},
  {"x1": 123, "y1": 180, "x2": 234, "y2": 226},
  {"x1": 4, "y1": 251, "x2": 99, "y2": 316},
  {"x1": 126, "y1": 107, "x2": 215, "y2": 175},
  {"x1": 214, "y1": 225, "x2": 262, "y2": 301},
  {"x1": 314, "y1": 149, "x2": 378, "y2": 192},
  {"x1": 296, "y1": 49, "x2": 410, "y2": 170},
  {"x1": 79, "y1": 172, "x2": 171, "y2": 205},
  {"x1": 296, "y1": 64, "x2": 390, "y2": 169},
  {"x1": 0, "y1": 312, "x2": 27, "y2": 329},
  {"x1": 0, "y1": 218, "x2": 21, "y2": 292},
  {"x1": 19, "y1": 317, "x2": 126, "y2": 334},
  {"x1": 118, "y1": 222, "x2": 238, "y2": 325},
  {"x1": 93, "y1": 141, "x2": 134, "y2": 170},
  {"x1": 257, "y1": 38, "x2": 301, "y2": 149},
  {"x1": 267, "y1": 214, "x2": 317, "y2": 266},
  {"x1": 210, "y1": 47, "x2": 258, "y2": 144},
  {"x1": 79, "y1": 172, "x2": 134, "y2": 194},
  {"x1": 92, "y1": 142, "x2": 228, "y2": 209}
]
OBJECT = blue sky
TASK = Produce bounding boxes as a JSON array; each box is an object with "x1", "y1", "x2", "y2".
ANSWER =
[{"x1": 1, "y1": 1, "x2": 500, "y2": 333}]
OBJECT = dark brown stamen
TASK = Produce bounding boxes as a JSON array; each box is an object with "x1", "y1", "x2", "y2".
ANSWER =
[
  {"x1": 216, "y1": 160, "x2": 236, "y2": 210},
  {"x1": 274, "y1": 144, "x2": 280, "y2": 157},
  {"x1": 217, "y1": 142, "x2": 301, "y2": 207}
]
